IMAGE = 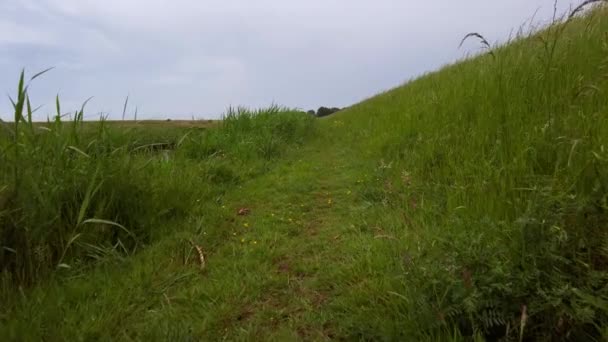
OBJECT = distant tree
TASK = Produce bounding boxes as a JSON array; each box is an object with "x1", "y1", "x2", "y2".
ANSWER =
[
  {"x1": 307, "y1": 110, "x2": 316, "y2": 116},
  {"x1": 316, "y1": 107, "x2": 341, "y2": 117}
]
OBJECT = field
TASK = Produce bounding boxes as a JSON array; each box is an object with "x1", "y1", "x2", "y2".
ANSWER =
[
  {"x1": 100, "y1": 120, "x2": 217, "y2": 128},
  {"x1": 2, "y1": 5, "x2": 608, "y2": 341}
]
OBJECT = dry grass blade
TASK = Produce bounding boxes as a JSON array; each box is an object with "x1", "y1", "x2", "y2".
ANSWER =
[
  {"x1": 67, "y1": 146, "x2": 91, "y2": 158},
  {"x1": 189, "y1": 239, "x2": 206, "y2": 270},
  {"x1": 459, "y1": 32, "x2": 495, "y2": 58},
  {"x1": 459, "y1": 32, "x2": 492, "y2": 50},
  {"x1": 553, "y1": 0, "x2": 558, "y2": 23},
  {"x1": 519, "y1": 305, "x2": 528, "y2": 342},
  {"x1": 569, "y1": 0, "x2": 607, "y2": 19}
]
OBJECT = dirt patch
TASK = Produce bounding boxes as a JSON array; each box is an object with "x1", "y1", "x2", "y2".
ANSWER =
[
  {"x1": 236, "y1": 308, "x2": 254, "y2": 322},
  {"x1": 277, "y1": 261, "x2": 291, "y2": 274},
  {"x1": 274, "y1": 259, "x2": 307, "y2": 278},
  {"x1": 304, "y1": 219, "x2": 323, "y2": 237}
]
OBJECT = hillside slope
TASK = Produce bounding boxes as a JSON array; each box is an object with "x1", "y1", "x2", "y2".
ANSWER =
[{"x1": 2, "y1": 6, "x2": 608, "y2": 341}]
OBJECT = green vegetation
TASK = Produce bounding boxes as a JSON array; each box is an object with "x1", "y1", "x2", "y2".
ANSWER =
[
  {"x1": 2, "y1": 5, "x2": 608, "y2": 341},
  {"x1": 0, "y1": 85, "x2": 314, "y2": 291}
]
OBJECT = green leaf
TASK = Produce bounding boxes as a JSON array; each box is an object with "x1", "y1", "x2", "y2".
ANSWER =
[
  {"x1": 55, "y1": 94, "x2": 61, "y2": 118},
  {"x1": 67, "y1": 146, "x2": 91, "y2": 158},
  {"x1": 30, "y1": 67, "x2": 54, "y2": 81},
  {"x1": 77, "y1": 169, "x2": 102, "y2": 226},
  {"x1": 82, "y1": 218, "x2": 135, "y2": 240}
]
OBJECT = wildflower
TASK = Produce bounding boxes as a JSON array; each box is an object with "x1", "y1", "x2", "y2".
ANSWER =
[
  {"x1": 288, "y1": 218, "x2": 293, "y2": 222},
  {"x1": 221, "y1": 205, "x2": 226, "y2": 209},
  {"x1": 328, "y1": 199, "x2": 333, "y2": 205},
  {"x1": 241, "y1": 238, "x2": 245, "y2": 243},
  {"x1": 232, "y1": 232, "x2": 237, "y2": 236},
  {"x1": 253, "y1": 241, "x2": 258, "y2": 245},
  {"x1": 347, "y1": 190, "x2": 352, "y2": 195},
  {"x1": 243, "y1": 222, "x2": 249, "y2": 228}
]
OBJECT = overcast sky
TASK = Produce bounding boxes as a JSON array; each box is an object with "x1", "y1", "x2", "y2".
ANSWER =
[{"x1": 0, "y1": 0, "x2": 580, "y2": 120}]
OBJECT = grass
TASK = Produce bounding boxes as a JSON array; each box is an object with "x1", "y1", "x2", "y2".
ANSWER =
[
  {"x1": 0, "y1": 82, "x2": 314, "y2": 289},
  {"x1": 2, "y1": 4, "x2": 608, "y2": 341}
]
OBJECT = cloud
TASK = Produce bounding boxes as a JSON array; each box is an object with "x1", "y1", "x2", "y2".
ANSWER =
[{"x1": 0, "y1": 20, "x2": 58, "y2": 46}]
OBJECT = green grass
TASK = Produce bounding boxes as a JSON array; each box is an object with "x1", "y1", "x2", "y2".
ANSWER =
[{"x1": 2, "y1": 5, "x2": 608, "y2": 341}]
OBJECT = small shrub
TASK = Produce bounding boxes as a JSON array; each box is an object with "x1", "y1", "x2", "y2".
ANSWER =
[{"x1": 316, "y1": 106, "x2": 341, "y2": 117}]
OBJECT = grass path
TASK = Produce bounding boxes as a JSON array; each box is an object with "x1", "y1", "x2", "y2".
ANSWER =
[
  {"x1": 190, "y1": 137, "x2": 367, "y2": 340},
  {"x1": 149, "y1": 129, "x2": 407, "y2": 340}
]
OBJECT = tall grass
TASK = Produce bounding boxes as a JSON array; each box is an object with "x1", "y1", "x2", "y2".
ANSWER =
[
  {"x1": 0, "y1": 75, "x2": 315, "y2": 290},
  {"x1": 179, "y1": 106, "x2": 315, "y2": 161},
  {"x1": 325, "y1": 5, "x2": 608, "y2": 340}
]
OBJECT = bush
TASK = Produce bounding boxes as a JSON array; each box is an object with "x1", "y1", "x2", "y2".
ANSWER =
[
  {"x1": 316, "y1": 106, "x2": 341, "y2": 117},
  {"x1": 178, "y1": 106, "x2": 315, "y2": 162}
]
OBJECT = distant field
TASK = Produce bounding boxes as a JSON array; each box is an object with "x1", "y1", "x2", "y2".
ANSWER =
[
  {"x1": 101, "y1": 119, "x2": 217, "y2": 128},
  {"x1": 1, "y1": 119, "x2": 218, "y2": 128}
]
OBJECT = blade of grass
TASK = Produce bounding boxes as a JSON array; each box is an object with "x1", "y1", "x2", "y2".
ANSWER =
[
  {"x1": 122, "y1": 95, "x2": 129, "y2": 121},
  {"x1": 81, "y1": 219, "x2": 136, "y2": 242},
  {"x1": 29, "y1": 67, "x2": 54, "y2": 82},
  {"x1": 77, "y1": 169, "x2": 102, "y2": 226}
]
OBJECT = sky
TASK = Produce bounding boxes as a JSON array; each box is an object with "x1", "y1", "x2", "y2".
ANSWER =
[{"x1": 0, "y1": 0, "x2": 581, "y2": 120}]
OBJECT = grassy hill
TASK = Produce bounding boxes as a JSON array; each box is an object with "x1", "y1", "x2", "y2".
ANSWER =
[{"x1": 2, "y1": 5, "x2": 608, "y2": 341}]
